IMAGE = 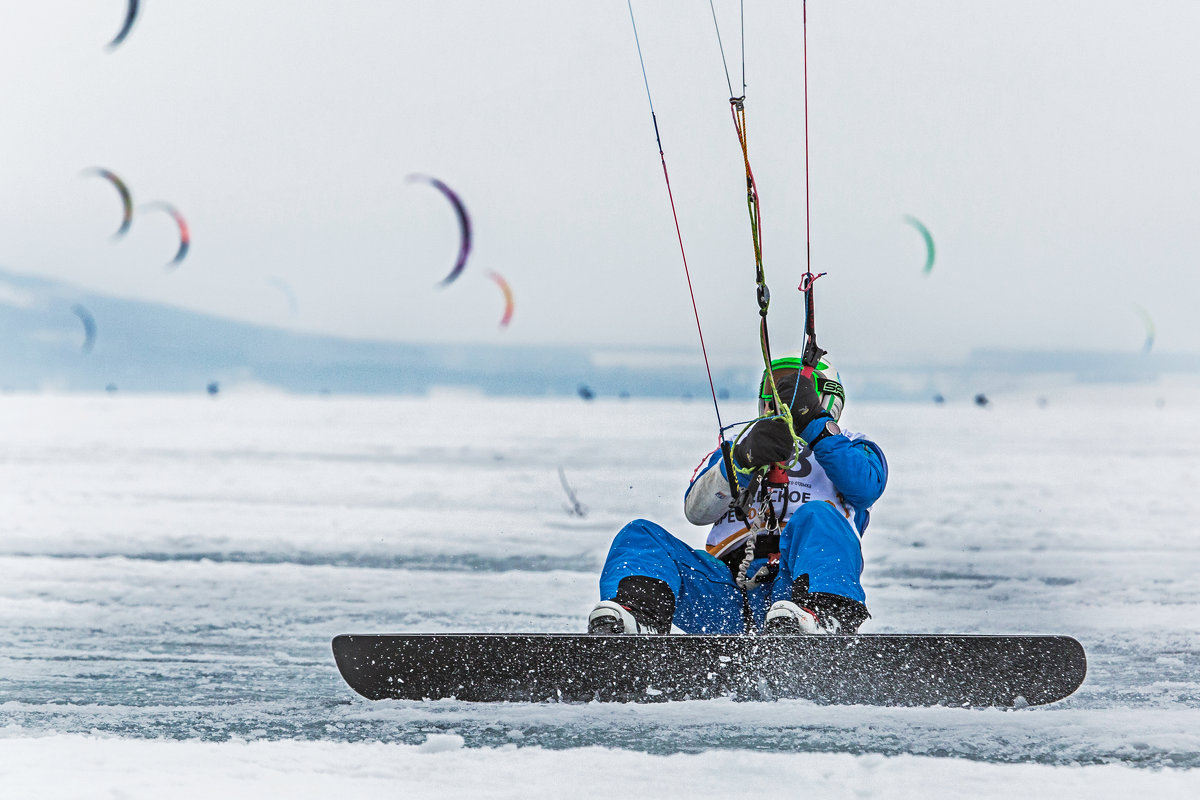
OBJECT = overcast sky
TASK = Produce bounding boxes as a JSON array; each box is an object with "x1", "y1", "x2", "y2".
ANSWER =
[{"x1": 1, "y1": 1, "x2": 1197, "y2": 369}]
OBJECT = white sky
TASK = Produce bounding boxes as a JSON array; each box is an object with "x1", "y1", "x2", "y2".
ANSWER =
[{"x1": 1, "y1": 1, "x2": 1197, "y2": 367}]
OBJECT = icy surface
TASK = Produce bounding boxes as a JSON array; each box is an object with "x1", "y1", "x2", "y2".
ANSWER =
[{"x1": 2, "y1": 389, "x2": 1199, "y2": 795}]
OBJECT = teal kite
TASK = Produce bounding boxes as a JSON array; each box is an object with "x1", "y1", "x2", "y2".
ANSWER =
[{"x1": 902, "y1": 215, "x2": 936, "y2": 274}]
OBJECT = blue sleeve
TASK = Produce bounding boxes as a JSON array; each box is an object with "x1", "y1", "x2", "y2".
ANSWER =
[{"x1": 800, "y1": 417, "x2": 888, "y2": 509}]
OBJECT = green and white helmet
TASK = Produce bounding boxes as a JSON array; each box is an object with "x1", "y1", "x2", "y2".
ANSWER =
[{"x1": 757, "y1": 353, "x2": 845, "y2": 422}]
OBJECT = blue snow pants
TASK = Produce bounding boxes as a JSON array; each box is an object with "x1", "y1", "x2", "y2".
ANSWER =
[{"x1": 598, "y1": 503, "x2": 865, "y2": 634}]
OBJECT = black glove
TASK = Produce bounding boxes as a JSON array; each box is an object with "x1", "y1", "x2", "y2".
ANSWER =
[
  {"x1": 773, "y1": 369, "x2": 829, "y2": 436},
  {"x1": 733, "y1": 418, "x2": 794, "y2": 468}
]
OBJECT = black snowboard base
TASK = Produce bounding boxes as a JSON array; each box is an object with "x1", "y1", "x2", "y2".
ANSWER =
[{"x1": 332, "y1": 633, "x2": 1086, "y2": 707}]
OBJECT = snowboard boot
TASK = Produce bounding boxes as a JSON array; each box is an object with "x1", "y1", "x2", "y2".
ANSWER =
[
  {"x1": 764, "y1": 600, "x2": 829, "y2": 634},
  {"x1": 587, "y1": 601, "x2": 663, "y2": 635},
  {"x1": 764, "y1": 575, "x2": 870, "y2": 635},
  {"x1": 587, "y1": 575, "x2": 675, "y2": 635}
]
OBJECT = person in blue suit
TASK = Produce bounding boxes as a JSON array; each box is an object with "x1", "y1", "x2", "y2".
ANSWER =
[{"x1": 588, "y1": 353, "x2": 887, "y2": 635}]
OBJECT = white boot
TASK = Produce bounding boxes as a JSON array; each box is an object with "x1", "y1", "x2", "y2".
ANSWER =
[
  {"x1": 587, "y1": 601, "x2": 663, "y2": 635},
  {"x1": 764, "y1": 600, "x2": 835, "y2": 634}
]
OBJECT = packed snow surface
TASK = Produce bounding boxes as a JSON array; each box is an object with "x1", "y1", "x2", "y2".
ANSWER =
[{"x1": 2, "y1": 387, "x2": 1199, "y2": 797}]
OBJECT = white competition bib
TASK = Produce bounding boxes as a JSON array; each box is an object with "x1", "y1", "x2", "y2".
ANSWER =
[{"x1": 704, "y1": 430, "x2": 866, "y2": 558}]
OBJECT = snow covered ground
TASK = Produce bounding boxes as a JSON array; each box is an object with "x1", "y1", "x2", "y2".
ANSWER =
[{"x1": 2, "y1": 385, "x2": 1199, "y2": 797}]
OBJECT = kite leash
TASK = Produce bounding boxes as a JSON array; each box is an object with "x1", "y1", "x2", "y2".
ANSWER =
[
  {"x1": 711, "y1": 2, "x2": 793, "y2": 436},
  {"x1": 713, "y1": 2, "x2": 836, "y2": 590},
  {"x1": 708, "y1": 2, "x2": 800, "y2": 567}
]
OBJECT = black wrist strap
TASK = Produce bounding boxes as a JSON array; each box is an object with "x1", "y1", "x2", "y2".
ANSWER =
[{"x1": 807, "y1": 417, "x2": 837, "y2": 447}]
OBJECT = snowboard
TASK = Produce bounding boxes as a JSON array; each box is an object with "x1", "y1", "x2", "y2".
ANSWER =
[{"x1": 331, "y1": 633, "x2": 1086, "y2": 707}]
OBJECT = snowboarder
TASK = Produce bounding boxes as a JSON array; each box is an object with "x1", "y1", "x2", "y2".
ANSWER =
[{"x1": 588, "y1": 354, "x2": 887, "y2": 635}]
